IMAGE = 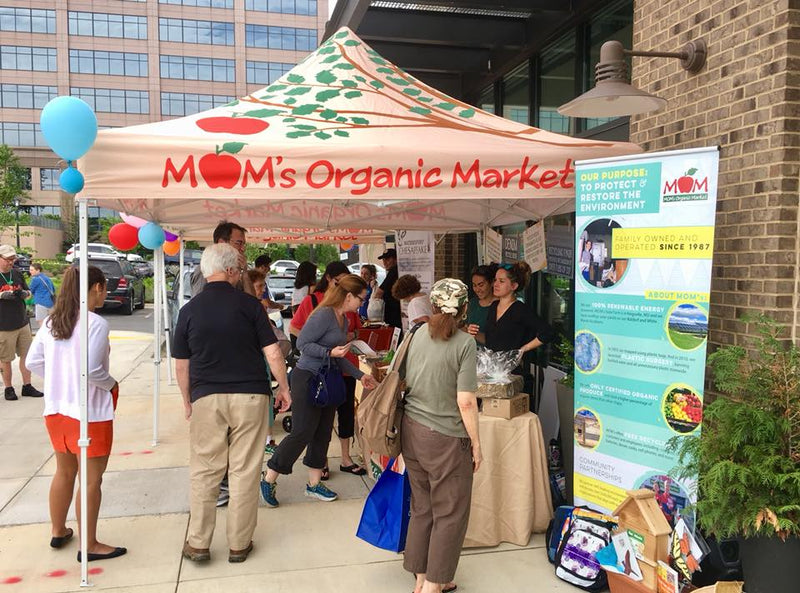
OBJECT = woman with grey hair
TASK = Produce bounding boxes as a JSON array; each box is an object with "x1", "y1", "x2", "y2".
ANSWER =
[
  {"x1": 173, "y1": 243, "x2": 291, "y2": 564},
  {"x1": 401, "y1": 278, "x2": 481, "y2": 593}
]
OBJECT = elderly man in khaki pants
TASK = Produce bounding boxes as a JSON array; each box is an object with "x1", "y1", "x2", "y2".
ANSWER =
[{"x1": 173, "y1": 243, "x2": 291, "y2": 563}]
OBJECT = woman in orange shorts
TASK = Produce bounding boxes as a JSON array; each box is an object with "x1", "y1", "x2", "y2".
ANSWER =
[{"x1": 26, "y1": 266, "x2": 126, "y2": 562}]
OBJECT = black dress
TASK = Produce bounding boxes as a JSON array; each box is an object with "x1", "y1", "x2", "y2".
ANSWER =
[{"x1": 484, "y1": 300, "x2": 555, "y2": 353}]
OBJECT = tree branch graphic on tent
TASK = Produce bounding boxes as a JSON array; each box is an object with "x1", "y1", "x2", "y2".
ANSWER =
[{"x1": 194, "y1": 29, "x2": 609, "y2": 147}]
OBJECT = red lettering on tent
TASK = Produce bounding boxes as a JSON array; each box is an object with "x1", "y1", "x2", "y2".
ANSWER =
[
  {"x1": 242, "y1": 158, "x2": 277, "y2": 188},
  {"x1": 162, "y1": 156, "x2": 197, "y2": 188},
  {"x1": 452, "y1": 159, "x2": 481, "y2": 188}
]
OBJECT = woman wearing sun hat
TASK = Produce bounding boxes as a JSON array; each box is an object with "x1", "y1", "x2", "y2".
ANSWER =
[{"x1": 400, "y1": 278, "x2": 481, "y2": 593}]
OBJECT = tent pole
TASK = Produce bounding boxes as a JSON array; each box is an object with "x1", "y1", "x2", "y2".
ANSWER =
[
  {"x1": 77, "y1": 199, "x2": 90, "y2": 587},
  {"x1": 161, "y1": 248, "x2": 173, "y2": 385},
  {"x1": 178, "y1": 235, "x2": 185, "y2": 309},
  {"x1": 152, "y1": 247, "x2": 162, "y2": 446}
]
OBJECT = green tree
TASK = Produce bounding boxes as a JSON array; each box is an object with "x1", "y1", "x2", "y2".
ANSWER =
[
  {"x1": 245, "y1": 242, "x2": 291, "y2": 264},
  {"x1": 0, "y1": 144, "x2": 30, "y2": 231},
  {"x1": 295, "y1": 244, "x2": 339, "y2": 268}
]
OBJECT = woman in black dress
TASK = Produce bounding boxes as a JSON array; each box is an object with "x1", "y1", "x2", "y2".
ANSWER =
[{"x1": 484, "y1": 262, "x2": 554, "y2": 396}]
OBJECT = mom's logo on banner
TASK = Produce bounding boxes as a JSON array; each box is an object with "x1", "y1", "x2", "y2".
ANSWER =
[{"x1": 663, "y1": 168, "x2": 709, "y2": 203}]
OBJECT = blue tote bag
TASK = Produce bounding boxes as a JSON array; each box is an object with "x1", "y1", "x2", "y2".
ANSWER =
[{"x1": 356, "y1": 458, "x2": 411, "y2": 553}]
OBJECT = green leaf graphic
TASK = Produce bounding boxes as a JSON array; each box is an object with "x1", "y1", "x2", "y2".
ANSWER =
[
  {"x1": 292, "y1": 124, "x2": 317, "y2": 130},
  {"x1": 370, "y1": 57, "x2": 388, "y2": 66},
  {"x1": 287, "y1": 74, "x2": 305, "y2": 84},
  {"x1": 256, "y1": 95, "x2": 274, "y2": 100},
  {"x1": 344, "y1": 91, "x2": 362, "y2": 99},
  {"x1": 221, "y1": 142, "x2": 246, "y2": 154},
  {"x1": 226, "y1": 99, "x2": 239, "y2": 107},
  {"x1": 316, "y1": 89, "x2": 340, "y2": 101},
  {"x1": 343, "y1": 40, "x2": 360, "y2": 46},
  {"x1": 409, "y1": 106, "x2": 432, "y2": 116},
  {"x1": 267, "y1": 85, "x2": 287, "y2": 92},
  {"x1": 686, "y1": 168, "x2": 698, "y2": 175},
  {"x1": 316, "y1": 70, "x2": 337, "y2": 84},
  {"x1": 245, "y1": 109, "x2": 283, "y2": 117},
  {"x1": 319, "y1": 109, "x2": 338, "y2": 120},
  {"x1": 334, "y1": 31, "x2": 349, "y2": 39},
  {"x1": 286, "y1": 131, "x2": 312, "y2": 138},
  {"x1": 333, "y1": 63, "x2": 354, "y2": 70},
  {"x1": 351, "y1": 117, "x2": 369, "y2": 125},
  {"x1": 341, "y1": 80, "x2": 358, "y2": 88},
  {"x1": 387, "y1": 76, "x2": 409, "y2": 86},
  {"x1": 435, "y1": 102, "x2": 457, "y2": 111},
  {"x1": 284, "y1": 97, "x2": 297, "y2": 104},
  {"x1": 321, "y1": 55, "x2": 339, "y2": 64},
  {"x1": 458, "y1": 108, "x2": 476, "y2": 118},
  {"x1": 286, "y1": 86, "x2": 312, "y2": 96},
  {"x1": 376, "y1": 67, "x2": 394, "y2": 74},
  {"x1": 402, "y1": 88, "x2": 422, "y2": 96},
  {"x1": 292, "y1": 104, "x2": 320, "y2": 115},
  {"x1": 283, "y1": 117, "x2": 296, "y2": 123},
  {"x1": 335, "y1": 116, "x2": 348, "y2": 122},
  {"x1": 369, "y1": 80, "x2": 385, "y2": 90},
  {"x1": 315, "y1": 131, "x2": 332, "y2": 139},
  {"x1": 354, "y1": 75, "x2": 367, "y2": 83},
  {"x1": 418, "y1": 97, "x2": 433, "y2": 103},
  {"x1": 318, "y1": 45, "x2": 336, "y2": 54},
  {"x1": 334, "y1": 130, "x2": 349, "y2": 137}
]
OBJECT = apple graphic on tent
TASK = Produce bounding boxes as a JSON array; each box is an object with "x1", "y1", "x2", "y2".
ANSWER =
[
  {"x1": 196, "y1": 117, "x2": 269, "y2": 135},
  {"x1": 199, "y1": 143, "x2": 246, "y2": 189},
  {"x1": 676, "y1": 168, "x2": 698, "y2": 193}
]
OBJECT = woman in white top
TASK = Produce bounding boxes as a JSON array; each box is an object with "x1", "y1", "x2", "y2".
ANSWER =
[
  {"x1": 392, "y1": 274, "x2": 433, "y2": 331},
  {"x1": 291, "y1": 260, "x2": 317, "y2": 314},
  {"x1": 26, "y1": 266, "x2": 126, "y2": 562}
]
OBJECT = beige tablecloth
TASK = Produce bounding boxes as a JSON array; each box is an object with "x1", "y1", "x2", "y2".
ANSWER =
[{"x1": 463, "y1": 412, "x2": 553, "y2": 547}]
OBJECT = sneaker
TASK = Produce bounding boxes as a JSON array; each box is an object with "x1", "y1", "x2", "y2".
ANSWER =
[
  {"x1": 4, "y1": 387, "x2": 17, "y2": 401},
  {"x1": 305, "y1": 482, "x2": 338, "y2": 502},
  {"x1": 260, "y1": 476, "x2": 279, "y2": 508},
  {"x1": 216, "y1": 481, "x2": 229, "y2": 507},
  {"x1": 21, "y1": 384, "x2": 43, "y2": 398},
  {"x1": 264, "y1": 440, "x2": 277, "y2": 455}
]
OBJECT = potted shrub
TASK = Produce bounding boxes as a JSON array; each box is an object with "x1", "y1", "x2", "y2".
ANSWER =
[
  {"x1": 554, "y1": 335, "x2": 575, "y2": 503},
  {"x1": 673, "y1": 316, "x2": 800, "y2": 593}
]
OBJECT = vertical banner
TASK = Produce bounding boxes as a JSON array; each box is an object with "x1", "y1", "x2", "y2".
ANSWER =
[
  {"x1": 545, "y1": 225, "x2": 574, "y2": 278},
  {"x1": 502, "y1": 234, "x2": 521, "y2": 263},
  {"x1": 523, "y1": 221, "x2": 547, "y2": 273},
  {"x1": 484, "y1": 227, "x2": 502, "y2": 264},
  {"x1": 396, "y1": 230, "x2": 435, "y2": 294},
  {"x1": 573, "y1": 147, "x2": 718, "y2": 521}
]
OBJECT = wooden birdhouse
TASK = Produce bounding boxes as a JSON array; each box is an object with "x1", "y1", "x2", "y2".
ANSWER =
[{"x1": 613, "y1": 489, "x2": 673, "y2": 590}]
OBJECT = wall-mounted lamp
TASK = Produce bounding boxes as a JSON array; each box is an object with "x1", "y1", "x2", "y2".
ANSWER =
[{"x1": 557, "y1": 39, "x2": 707, "y2": 118}]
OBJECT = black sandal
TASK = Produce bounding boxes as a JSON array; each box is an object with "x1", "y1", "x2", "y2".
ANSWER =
[
  {"x1": 321, "y1": 466, "x2": 330, "y2": 481},
  {"x1": 340, "y1": 464, "x2": 367, "y2": 476},
  {"x1": 50, "y1": 528, "x2": 74, "y2": 549}
]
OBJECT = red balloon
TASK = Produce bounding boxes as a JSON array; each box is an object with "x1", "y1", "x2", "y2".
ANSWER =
[{"x1": 108, "y1": 223, "x2": 139, "y2": 251}]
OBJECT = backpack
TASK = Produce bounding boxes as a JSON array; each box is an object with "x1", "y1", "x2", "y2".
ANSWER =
[
  {"x1": 554, "y1": 508, "x2": 617, "y2": 591},
  {"x1": 546, "y1": 505, "x2": 576, "y2": 564},
  {"x1": 356, "y1": 324, "x2": 420, "y2": 458}
]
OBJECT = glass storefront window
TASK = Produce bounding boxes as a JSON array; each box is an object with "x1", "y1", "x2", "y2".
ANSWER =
[
  {"x1": 502, "y1": 61, "x2": 529, "y2": 124},
  {"x1": 479, "y1": 84, "x2": 495, "y2": 114},
  {"x1": 538, "y1": 32, "x2": 576, "y2": 135}
]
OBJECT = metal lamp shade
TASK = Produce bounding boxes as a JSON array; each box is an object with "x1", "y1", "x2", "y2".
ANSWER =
[{"x1": 557, "y1": 79, "x2": 667, "y2": 117}]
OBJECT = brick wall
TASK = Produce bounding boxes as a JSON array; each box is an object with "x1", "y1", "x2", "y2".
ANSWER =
[
  {"x1": 434, "y1": 233, "x2": 468, "y2": 280},
  {"x1": 630, "y1": 0, "x2": 800, "y2": 346}
]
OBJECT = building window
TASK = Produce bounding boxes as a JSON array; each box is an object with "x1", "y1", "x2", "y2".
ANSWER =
[
  {"x1": 244, "y1": 0, "x2": 317, "y2": 15},
  {"x1": 40, "y1": 168, "x2": 60, "y2": 191},
  {"x1": 0, "y1": 7, "x2": 56, "y2": 34},
  {"x1": 0, "y1": 46, "x2": 57, "y2": 72},
  {"x1": 160, "y1": 55, "x2": 235, "y2": 82},
  {"x1": 0, "y1": 84, "x2": 57, "y2": 109},
  {"x1": 159, "y1": 0, "x2": 234, "y2": 7},
  {"x1": 245, "y1": 25, "x2": 316, "y2": 51},
  {"x1": 161, "y1": 92, "x2": 234, "y2": 116},
  {"x1": 68, "y1": 12, "x2": 147, "y2": 39},
  {"x1": 69, "y1": 49, "x2": 148, "y2": 77},
  {"x1": 502, "y1": 61, "x2": 529, "y2": 124},
  {"x1": 71, "y1": 87, "x2": 149, "y2": 114},
  {"x1": 246, "y1": 61, "x2": 293, "y2": 84},
  {"x1": 478, "y1": 85, "x2": 495, "y2": 114},
  {"x1": 538, "y1": 32, "x2": 576, "y2": 134},
  {"x1": 0, "y1": 122, "x2": 45, "y2": 147},
  {"x1": 159, "y1": 18, "x2": 234, "y2": 45}
]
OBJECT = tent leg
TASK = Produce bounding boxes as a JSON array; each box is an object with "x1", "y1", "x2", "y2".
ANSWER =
[
  {"x1": 161, "y1": 249, "x2": 173, "y2": 385},
  {"x1": 178, "y1": 237, "x2": 185, "y2": 309},
  {"x1": 77, "y1": 199, "x2": 91, "y2": 587},
  {"x1": 152, "y1": 247, "x2": 162, "y2": 447}
]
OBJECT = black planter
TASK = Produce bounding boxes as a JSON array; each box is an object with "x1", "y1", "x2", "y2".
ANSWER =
[{"x1": 739, "y1": 535, "x2": 800, "y2": 593}]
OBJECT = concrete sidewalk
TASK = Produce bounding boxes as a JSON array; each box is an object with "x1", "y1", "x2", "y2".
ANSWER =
[{"x1": 0, "y1": 333, "x2": 566, "y2": 592}]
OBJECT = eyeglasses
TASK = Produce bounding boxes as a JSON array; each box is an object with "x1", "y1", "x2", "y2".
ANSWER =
[
  {"x1": 353, "y1": 294, "x2": 365, "y2": 303},
  {"x1": 229, "y1": 239, "x2": 246, "y2": 248}
]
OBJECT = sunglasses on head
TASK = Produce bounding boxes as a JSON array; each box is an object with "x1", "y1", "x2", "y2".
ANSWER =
[{"x1": 498, "y1": 263, "x2": 513, "y2": 271}]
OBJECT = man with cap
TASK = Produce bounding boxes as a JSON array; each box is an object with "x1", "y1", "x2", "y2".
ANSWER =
[
  {"x1": 0, "y1": 245, "x2": 43, "y2": 401},
  {"x1": 374, "y1": 248, "x2": 401, "y2": 330}
]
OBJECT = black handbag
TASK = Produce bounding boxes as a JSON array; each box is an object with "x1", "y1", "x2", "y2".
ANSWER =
[{"x1": 308, "y1": 355, "x2": 347, "y2": 408}]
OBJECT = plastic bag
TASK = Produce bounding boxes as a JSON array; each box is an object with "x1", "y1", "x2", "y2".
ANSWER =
[
  {"x1": 367, "y1": 297, "x2": 385, "y2": 322},
  {"x1": 477, "y1": 347, "x2": 521, "y2": 383}
]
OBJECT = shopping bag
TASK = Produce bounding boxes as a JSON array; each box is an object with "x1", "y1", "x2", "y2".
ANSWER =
[{"x1": 356, "y1": 458, "x2": 411, "y2": 552}]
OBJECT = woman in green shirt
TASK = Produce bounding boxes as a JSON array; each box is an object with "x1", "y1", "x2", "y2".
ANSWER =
[{"x1": 465, "y1": 264, "x2": 497, "y2": 345}]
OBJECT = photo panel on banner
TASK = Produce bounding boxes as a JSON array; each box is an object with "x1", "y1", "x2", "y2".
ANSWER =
[{"x1": 573, "y1": 147, "x2": 719, "y2": 525}]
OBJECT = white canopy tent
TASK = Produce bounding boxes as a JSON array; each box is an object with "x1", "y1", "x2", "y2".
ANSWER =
[{"x1": 70, "y1": 27, "x2": 640, "y2": 584}]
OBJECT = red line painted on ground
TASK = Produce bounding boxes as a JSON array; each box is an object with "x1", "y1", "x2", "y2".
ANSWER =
[
  {"x1": 45, "y1": 570, "x2": 68, "y2": 577},
  {"x1": 1, "y1": 576, "x2": 22, "y2": 584},
  {"x1": 88, "y1": 568, "x2": 103, "y2": 575},
  {"x1": 119, "y1": 451, "x2": 134, "y2": 456},
  {"x1": 140, "y1": 450, "x2": 154, "y2": 454}
]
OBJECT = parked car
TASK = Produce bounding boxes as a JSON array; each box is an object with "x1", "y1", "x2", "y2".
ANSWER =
[
  {"x1": 164, "y1": 248, "x2": 203, "y2": 267},
  {"x1": 271, "y1": 259, "x2": 300, "y2": 276},
  {"x1": 126, "y1": 253, "x2": 154, "y2": 277},
  {"x1": 267, "y1": 275, "x2": 295, "y2": 316},
  {"x1": 348, "y1": 262, "x2": 387, "y2": 285},
  {"x1": 75, "y1": 255, "x2": 145, "y2": 315},
  {"x1": 12, "y1": 251, "x2": 32, "y2": 277},
  {"x1": 66, "y1": 243, "x2": 124, "y2": 263}
]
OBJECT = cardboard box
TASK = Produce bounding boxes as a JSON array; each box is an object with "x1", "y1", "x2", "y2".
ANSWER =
[
  {"x1": 481, "y1": 392, "x2": 529, "y2": 419},
  {"x1": 607, "y1": 572, "x2": 655, "y2": 593},
  {"x1": 477, "y1": 375, "x2": 524, "y2": 399}
]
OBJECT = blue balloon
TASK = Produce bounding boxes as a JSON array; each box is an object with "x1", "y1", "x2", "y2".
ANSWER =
[
  {"x1": 58, "y1": 167, "x2": 84, "y2": 194},
  {"x1": 138, "y1": 223, "x2": 166, "y2": 250},
  {"x1": 40, "y1": 96, "x2": 98, "y2": 161}
]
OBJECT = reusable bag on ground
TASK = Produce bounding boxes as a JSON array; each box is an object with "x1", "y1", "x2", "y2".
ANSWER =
[{"x1": 356, "y1": 458, "x2": 411, "y2": 552}]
